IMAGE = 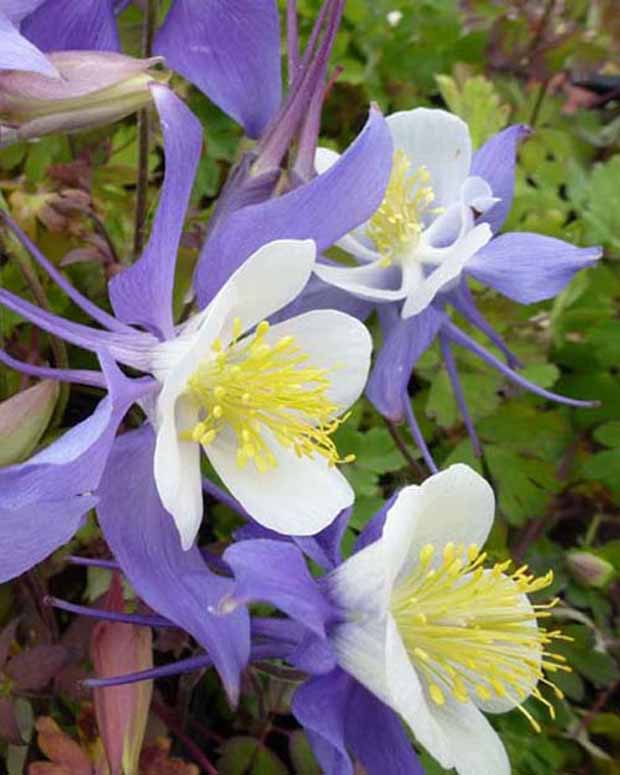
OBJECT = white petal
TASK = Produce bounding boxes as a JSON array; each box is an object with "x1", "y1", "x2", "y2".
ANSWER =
[
  {"x1": 327, "y1": 540, "x2": 388, "y2": 615},
  {"x1": 153, "y1": 395, "x2": 203, "y2": 550},
  {"x1": 380, "y1": 484, "x2": 425, "y2": 590},
  {"x1": 148, "y1": 282, "x2": 236, "y2": 383},
  {"x1": 401, "y1": 223, "x2": 492, "y2": 318},
  {"x1": 206, "y1": 426, "x2": 353, "y2": 535},
  {"x1": 314, "y1": 146, "x2": 340, "y2": 175},
  {"x1": 330, "y1": 615, "x2": 393, "y2": 707},
  {"x1": 462, "y1": 175, "x2": 499, "y2": 213},
  {"x1": 427, "y1": 697, "x2": 510, "y2": 775},
  {"x1": 314, "y1": 259, "x2": 409, "y2": 303},
  {"x1": 385, "y1": 615, "x2": 454, "y2": 768},
  {"x1": 387, "y1": 108, "x2": 472, "y2": 209},
  {"x1": 228, "y1": 239, "x2": 317, "y2": 335},
  {"x1": 262, "y1": 310, "x2": 372, "y2": 409},
  {"x1": 387, "y1": 464, "x2": 495, "y2": 581}
]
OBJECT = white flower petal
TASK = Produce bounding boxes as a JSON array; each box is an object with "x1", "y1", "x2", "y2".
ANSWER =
[
  {"x1": 401, "y1": 222, "x2": 492, "y2": 318},
  {"x1": 461, "y1": 175, "x2": 499, "y2": 213},
  {"x1": 206, "y1": 426, "x2": 353, "y2": 535},
  {"x1": 327, "y1": 540, "x2": 387, "y2": 615},
  {"x1": 388, "y1": 464, "x2": 495, "y2": 581},
  {"x1": 427, "y1": 696, "x2": 510, "y2": 775},
  {"x1": 262, "y1": 310, "x2": 372, "y2": 409},
  {"x1": 314, "y1": 259, "x2": 409, "y2": 303},
  {"x1": 227, "y1": 239, "x2": 317, "y2": 335},
  {"x1": 330, "y1": 615, "x2": 393, "y2": 707},
  {"x1": 153, "y1": 395, "x2": 203, "y2": 550},
  {"x1": 387, "y1": 108, "x2": 472, "y2": 209},
  {"x1": 314, "y1": 146, "x2": 340, "y2": 175},
  {"x1": 385, "y1": 615, "x2": 454, "y2": 769}
]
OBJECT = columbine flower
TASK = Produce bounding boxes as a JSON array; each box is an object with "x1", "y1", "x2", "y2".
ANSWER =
[
  {"x1": 149, "y1": 239, "x2": 372, "y2": 546},
  {"x1": 314, "y1": 108, "x2": 496, "y2": 318},
  {"x1": 222, "y1": 464, "x2": 570, "y2": 775},
  {"x1": 308, "y1": 107, "x2": 601, "y2": 470}
]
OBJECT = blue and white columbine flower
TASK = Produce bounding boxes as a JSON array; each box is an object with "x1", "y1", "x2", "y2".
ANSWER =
[
  {"x1": 314, "y1": 108, "x2": 496, "y2": 317},
  {"x1": 222, "y1": 465, "x2": 569, "y2": 775}
]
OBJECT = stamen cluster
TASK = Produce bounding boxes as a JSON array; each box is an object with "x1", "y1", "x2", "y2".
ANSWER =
[
  {"x1": 391, "y1": 542, "x2": 571, "y2": 730},
  {"x1": 183, "y1": 319, "x2": 354, "y2": 472},
  {"x1": 367, "y1": 149, "x2": 436, "y2": 266}
]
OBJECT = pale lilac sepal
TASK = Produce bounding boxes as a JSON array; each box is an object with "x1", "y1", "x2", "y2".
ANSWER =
[
  {"x1": 154, "y1": 0, "x2": 281, "y2": 138},
  {"x1": 97, "y1": 426, "x2": 250, "y2": 705}
]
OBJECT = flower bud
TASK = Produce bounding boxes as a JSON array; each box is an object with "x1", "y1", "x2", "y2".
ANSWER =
[
  {"x1": 0, "y1": 379, "x2": 58, "y2": 466},
  {"x1": 91, "y1": 574, "x2": 153, "y2": 775},
  {"x1": 567, "y1": 550, "x2": 615, "y2": 588},
  {"x1": 0, "y1": 51, "x2": 166, "y2": 147}
]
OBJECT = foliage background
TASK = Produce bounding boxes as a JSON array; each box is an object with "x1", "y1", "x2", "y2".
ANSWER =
[{"x1": 1, "y1": 0, "x2": 619, "y2": 772}]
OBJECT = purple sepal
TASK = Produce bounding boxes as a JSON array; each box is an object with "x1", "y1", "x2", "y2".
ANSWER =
[
  {"x1": 109, "y1": 84, "x2": 203, "y2": 339},
  {"x1": 293, "y1": 668, "x2": 422, "y2": 775},
  {"x1": 222, "y1": 540, "x2": 335, "y2": 637},
  {"x1": 471, "y1": 124, "x2": 530, "y2": 234},
  {"x1": 467, "y1": 233, "x2": 602, "y2": 304},
  {"x1": 234, "y1": 506, "x2": 351, "y2": 571},
  {"x1": 354, "y1": 492, "x2": 398, "y2": 553},
  {"x1": 289, "y1": 630, "x2": 337, "y2": 675},
  {"x1": 366, "y1": 305, "x2": 444, "y2": 421},
  {"x1": 97, "y1": 426, "x2": 250, "y2": 706},
  {"x1": 154, "y1": 0, "x2": 281, "y2": 138},
  {"x1": 0, "y1": 355, "x2": 150, "y2": 583},
  {"x1": 0, "y1": 11, "x2": 57, "y2": 76},
  {"x1": 21, "y1": 0, "x2": 120, "y2": 52},
  {"x1": 194, "y1": 107, "x2": 393, "y2": 307}
]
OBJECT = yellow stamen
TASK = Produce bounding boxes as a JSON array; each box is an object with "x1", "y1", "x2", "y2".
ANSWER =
[
  {"x1": 366, "y1": 150, "x2": 437, "y2": 265},
  {"x1": 181, "y1": 319, "x2": 353, "y2": 473},
  {"x1": 390, "y1": 543, "x2": 570, "y2": 729}
]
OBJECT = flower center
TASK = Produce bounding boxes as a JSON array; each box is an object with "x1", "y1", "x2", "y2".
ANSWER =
[
  {"x1": 183, "y1": 319, "x2": 354, "y2": 473},
  {"x1": 390, "y1": 542, "x2": 571, "y2": 730},
  {"x1": 367, "y1": 149, "x2": 437, "y2": 267}
]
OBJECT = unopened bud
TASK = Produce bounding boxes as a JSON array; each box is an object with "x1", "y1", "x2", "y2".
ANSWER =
[
  {"x1": 0, "y1": 51, "x2": 167, "y2": 147},
  {"x1": 567, "y1": 550, "x2": 615, "y2": 589}
]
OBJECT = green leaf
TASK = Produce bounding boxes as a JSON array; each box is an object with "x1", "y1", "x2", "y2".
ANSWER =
[
  {"x1": 581, "y1": 448, "x2": 620, "y2": 494},
  {"x1": 218, "y1": 737, "x2": 288, "y2": 775},
  {"x1": 289, "y1": 731, "x2": 321, "y2": 774},
  {"x1": 581, "y1": 155, "x2": 620, "y2": 251},
  {"x1": 435, "y1": 73, "x2": 510, "y2": 147},
  {"x1": 0, "y1": 380, "x2": 59, "y2": 466},
  {"x1": 593, "y1": 421, "x2": 620, "y2": 448}
]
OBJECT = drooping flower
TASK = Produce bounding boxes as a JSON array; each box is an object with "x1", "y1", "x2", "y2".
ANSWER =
[
  {"x1": 221, "y1": 465, "x2": 571, "y2": 775},
  {"x1": 311, "y1": 108, "x2": 602, "y2": 469}
]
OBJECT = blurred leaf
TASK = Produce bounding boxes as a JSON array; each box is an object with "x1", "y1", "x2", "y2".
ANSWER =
[
  {"x1": 289, "y1": 730, "x2": 321, "y2": 774},
  {"x1": 218, "y1": 737, "x2": 287, "y2": 775}
]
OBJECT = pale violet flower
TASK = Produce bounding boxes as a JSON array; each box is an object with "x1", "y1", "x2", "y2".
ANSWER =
[
  {"x1": 314, "y1": 108, "x2": 496, "y2": 318},
  {"x1": 325, "y1": 464, "x2": 567, "y2": 775},
  {"x1": 150, "y1": 239, "x2": 372, "y2": 548}
]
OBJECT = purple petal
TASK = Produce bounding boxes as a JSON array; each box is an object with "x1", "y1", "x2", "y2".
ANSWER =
[
  {"x1": 0, "y1": 11, "x2": 57, "y2": 76},
  {"x1": 21, "y1": 0, "x2": 120, "y2": 52},
  {"x1": 223, "y1": 540, "x2": 335, "y2": 637},
  {"x1": 2, "y1": 1, "x2": 47, "y2": 24},
  {"x1": 0, "y1": 348, "x2": 106, "y2": 388},
  {"x1": 345, "y1": 681, "x2": 423, "y2": 775},
  {"x1": 0, "y1": 495, "x2": 97, "y2": 583},
  {"x1": 0, "y1": 355, "x2": 150, "y2": 512},
  {"x1": 194, "y1": 107, "x2": 393, "y2": 307},
  {"x1": 0, "y1": 357, "x2": 152, "y2": 583},
  {"x1": 471, "y1": 125, "x2": 530, "y2": 234},
  {"x1": 0, "y1": 287, "x2": 159, "y2": 369},
  {"x1": 366, "y1": 305, "x2": 444, "y2": 421},
  {"x1": 97, "y1": 426, "x2": 250, "y2": 705},
  {"x1": 466, "y1": 232, "x2": 602, "y2": 303},
  {"x1": 292, "y1": 670, "x2": 354, "y2": 775},
  {"x1": 154, "y1": 0, "x2": 281, "y2": 138},
  {"x1": 354, "y1": 493, "x2": 397, "y2": 553},
  {"x1": 109, "y1": 84, "x2": 203, "y2": 339}
]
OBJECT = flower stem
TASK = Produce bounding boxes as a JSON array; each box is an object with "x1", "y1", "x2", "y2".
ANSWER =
[{"x1": 132, "y1": 0, "x2": 157, "y2": 259}]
